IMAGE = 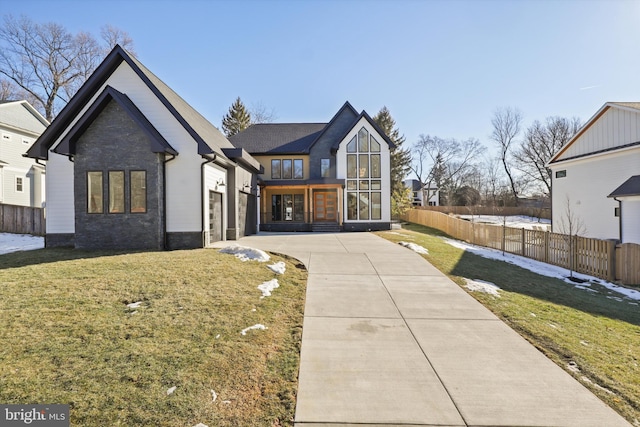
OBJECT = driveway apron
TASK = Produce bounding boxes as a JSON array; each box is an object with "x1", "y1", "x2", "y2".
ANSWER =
[{"x1": 216, "y1": 232, "x2": 631, "y2": 427}]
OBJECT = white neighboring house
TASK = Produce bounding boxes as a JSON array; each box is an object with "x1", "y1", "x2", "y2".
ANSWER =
[
  {"x1": 547, "y1": 102, "x2": 640, "y2": 244},
  {"x1": 404, "y1": 179, "x2": 439, "y2": 206},
  {"x1": 0, "y1": 100, "x2": 48, "y2": 207}
]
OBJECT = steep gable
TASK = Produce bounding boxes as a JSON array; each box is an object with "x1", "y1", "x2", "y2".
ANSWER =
[
  {"x1": 0, "y1": 100, "x2": 48, "y2": 135},
  {"x1": 26, "y1": 45, "x2": 232, "y2": 161},
  {"x1": 549, "y1": 102, "x2": 640, "y2": 164}
]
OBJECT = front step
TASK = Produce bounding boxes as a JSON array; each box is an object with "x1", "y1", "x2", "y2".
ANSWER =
[{"x1": 311, "y1": 222, "x2": 342, "y2": 233}]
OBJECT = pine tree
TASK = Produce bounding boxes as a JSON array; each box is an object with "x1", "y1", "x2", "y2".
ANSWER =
[
  {"x1": 373, "y1": 107, "x2": 412, "y2": 217},
  {"x1": 222, "y1": 97, "x2": 251, "y2": 137}
]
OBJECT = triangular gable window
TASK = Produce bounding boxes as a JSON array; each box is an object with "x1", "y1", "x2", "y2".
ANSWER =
[
  {"x1": 370, "y1": 135, "x2": 380, "y2": 152},
  {"x1": 347, "y1": 136, "x2": 357, "y2": 153}
]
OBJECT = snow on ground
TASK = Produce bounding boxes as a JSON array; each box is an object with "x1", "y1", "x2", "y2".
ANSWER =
[
  {"x1": 257, "y1": 278, "x2": 279, "y2": 298},
  {"x1": 241, "y1": 324, "x2": 267, "y2": 335},
  {"x1": 398, "y1": 241, "x2": 429, "y2": 255},
  {"x1": 219, "y1": 245, "x2": 270, "y2": 262},
  {"x1": 457, "y1": 215, "x2": 551, "y2": 231},
  {"x1": 464, "y1": 278, "x2": 501, "y2": 297},
  {"x1": 267, "y1": 261, "x2": 286, "y2": 275},
  {"x1": 443, "y1": 237, "x2": 640, "y2": 302},
  {"x1": 0, "y1": 232, "x2": 44, "y2": 255}
]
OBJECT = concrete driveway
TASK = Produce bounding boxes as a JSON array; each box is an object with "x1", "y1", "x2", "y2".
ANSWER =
[{"x1": 216, "y1": 232, "x2": 630, "y2": 427}]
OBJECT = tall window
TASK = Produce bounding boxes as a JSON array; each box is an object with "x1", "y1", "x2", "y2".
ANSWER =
[
  {"x1": 130, "y1": 171, "x2": 147, "y2": 213},
  {"x1": 109, "y1": 171, "x2": 125, "y2": 213},
  {"x1": 271, "y1": 159, "x2": 281, "y2": 179},
  {"x1": 270, "y1": 158, "x2": 304, "y2": 180},
  {"x1": 271, "y1": 193, "x2": 304, "y2": 221},
  {"x1": 346, "y1": 127, "x2": 382, "y2": 221},
  {"x1": 282, "y1": 159, "x2": 293, "y2": 179},
  {"x1": 87, "y1": 171, "x2": 103, "y2": 214},
  {"x1": 294, "y1": 159, "x2": 304, "y2": 179},
  {"x1": 321, "y1": 158, "x2": 330, "y2": 177}
]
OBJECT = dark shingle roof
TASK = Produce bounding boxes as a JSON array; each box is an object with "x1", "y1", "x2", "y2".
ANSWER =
[
  {"x1": 608, "y1": 175, "x2": 640, "y2": 198},
  {"x1": 229, "y1": 123, "x2": 326, "y2": 154}
]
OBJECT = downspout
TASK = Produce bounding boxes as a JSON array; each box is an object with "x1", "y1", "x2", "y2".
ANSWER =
[
  {"x1": 201, "y1": 154, "x2": 217, "y2": 247},
  {"x1": 614, "y1": 197, "x2": 622, "y2": 243},
  {"x1": 163, "y1": 153, "x2": 177, "y2": 250}
]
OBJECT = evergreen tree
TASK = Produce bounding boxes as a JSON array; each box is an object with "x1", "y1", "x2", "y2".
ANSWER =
[
  {"x1": 373, "y1": 106, "x2": 411, "y2": 192},
  {"x1": 373, "y1": 106, "x2": 412, "y2": 217},
  {"x1": 222, "y1": 97, "x2": 251, "y2": 137}
]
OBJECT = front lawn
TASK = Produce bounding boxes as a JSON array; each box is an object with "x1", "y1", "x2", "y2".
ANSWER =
[
  {"x1": 377, "y1": 224, "x2": 640, "y2": 426},
  {"x1": 0, "y1": 247, "x2": 307, "y2": 426}
]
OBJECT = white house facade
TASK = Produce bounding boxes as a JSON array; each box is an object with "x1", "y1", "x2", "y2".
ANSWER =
[
  {"x1": 547, "y1": 102, "x2": 640, "y2": 244},
  {"x1": 0, "y1": 100, "x2": 48, "y2": 207}
]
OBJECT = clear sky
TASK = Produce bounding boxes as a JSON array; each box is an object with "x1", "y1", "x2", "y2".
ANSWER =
[{"x1": 4, "y1": 0, "x2": 640, "y2": 155}]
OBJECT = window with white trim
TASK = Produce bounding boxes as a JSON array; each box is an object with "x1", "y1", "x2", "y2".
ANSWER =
[
  {"x1": 346, "y1": 127, "x2": 382, "y2": 221},
  {"x1": 15, "y1": 177, "x2": 23, "y2": 193}
]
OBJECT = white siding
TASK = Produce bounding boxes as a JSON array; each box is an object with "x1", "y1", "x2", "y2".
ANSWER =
[
  {"x1": 550, "y1": 147, "x2": 640, "y2": 241},
  {"x1": 0, "y1": 125, "x2": 45, "y2": 207},
  {"x1": 48, "y1": 62, "x2": 210, "y2": 233},
  {"x1": 559, "y1": 107, "x2": 640, "y2": 160},
  {"x1": 45, "y1": 154, "x2": 75, "y2": 233},
  {"x1": 203, "y1": 162, "x2": 226, "y2": 241},
  {"x1": 336, "y1": 117, "x2": 392, "y2": 222},
  {"x1": 621, "y1": 198, "x2": 640, "y2": 244}
]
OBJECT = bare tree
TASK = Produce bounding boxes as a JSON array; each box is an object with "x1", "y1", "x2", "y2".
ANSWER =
[
  {"x1": 514, "y1": 116, "x2": 581, "y2": 197},
  {"x1": 411, "y1": 135, "x2": 485, "y2": 206},
  {"x1": 249, "y1": 101, "x2": 277, "y2": 124},
  {"x1": 490, "y1": 107, "x2": 522, "y2": 206},
  {"x1": 556, "y1": 194, "x2": 588, "y2": 278},
  {"x1": 0, "y1": 15, "x2": 134, "y2": 121}
]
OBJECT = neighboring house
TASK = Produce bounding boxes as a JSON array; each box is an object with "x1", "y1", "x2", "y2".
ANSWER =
[
  {"x1": 229, "y1": 102, "x2": 394, "y2": 232},
  {"x1": 547, "y1": 102, "x2": 640, "y2": 244},
  {"x1": 26, "y1": 45, "x2": 262, "y2": 250},
  {"x1": 0, "y1": 100, "x2": 48, "y2": 207},
  {"x1": 404, "y1": 179, "x2": 439, "y2": 206}
]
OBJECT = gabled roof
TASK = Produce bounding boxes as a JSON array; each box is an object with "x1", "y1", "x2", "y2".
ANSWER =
[
  {"x1": 229, "y1": 101, "x2": 396, "y2": 155},
  {"x1": 330, "y1": 109, "x2": 396, "y2": 152},
  {"x1": 0, "y1": 100, "x2": 49, "y2": 134},
  {"x1": 548, "y1": 102, "x2": 640, "y2": 165},
  {"x1": 26, "y1": 45, "x2": 233, "y2": 160},
  {"x1": 608, "y1": 175, "x2": 640, "y2": 198},
  {"x1": 54, "y1": 85, "x2": 177, "y2": 157},
  {"x1": 229, "y1": 123, "x2": 326, "y2": 154}
]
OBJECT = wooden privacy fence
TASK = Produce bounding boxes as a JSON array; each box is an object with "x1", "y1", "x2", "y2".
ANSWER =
[
  {"x1": 402, "y1": 208, "x2": 639, "y2": 286},
  {"x1": 0, "y1": 203, "x2": 45, "y2": 236}
]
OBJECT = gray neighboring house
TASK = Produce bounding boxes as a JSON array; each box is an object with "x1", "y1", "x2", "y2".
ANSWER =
[
  {"x1": 0, "y1": 100, "x2": 48, "y2": 207},
  {"x1": 229, "y1": 102, "x2": 395, "y2": 232},
  {"x1": 404, "y1": 179, "x2": 439, "y2": 207},
  {"x1": 26, "y1": 45, "x2": 261, "y2": 250}
]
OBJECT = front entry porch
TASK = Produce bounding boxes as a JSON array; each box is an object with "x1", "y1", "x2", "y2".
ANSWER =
[{"x1": 259, "y1": 184, "x2": 343, "y2": 232}]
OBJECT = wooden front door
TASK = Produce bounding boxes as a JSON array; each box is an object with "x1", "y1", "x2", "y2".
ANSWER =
[{"x1": 314, "y1": 191, "x2": 337, "y2": 222}]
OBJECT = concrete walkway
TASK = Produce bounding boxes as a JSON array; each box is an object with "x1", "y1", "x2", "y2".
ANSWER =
[{"x1": 216, "y1": 232, "x2": 631, "y2": 427}]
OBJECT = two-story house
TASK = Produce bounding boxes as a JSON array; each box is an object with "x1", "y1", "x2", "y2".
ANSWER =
[
  {"x1": 0, "y1": 100, "x2": 48, "y2": 207},
  {"x1": 229, "y1": 102, "x2": 394, "y2": 232}
]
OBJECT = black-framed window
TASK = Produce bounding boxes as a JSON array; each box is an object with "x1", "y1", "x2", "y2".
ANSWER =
[
  {"x1": 555, "y1": 170, "x2": 567, "y2": 178},
  {"x1": 271, "y1": 159, "x2": 281, "y2": 179},
  {"x1": 109, "y1": 171, "x2": 125, "y2": 213},
  {"x1": 294, "y1": 159, "x2": 304, "y2": 179},
  {"x1": 87, "y1": 171, "x2": 104, "y2": 214},
  {"x1": 282, "y1": 159, "x2": 293, "y2": 179},
  {"x1": 321, "y1": 158, "x2": 330, "y2": 177},
  {"x1": 130, "y1": 171, "x2": 147, "y2": 213}
]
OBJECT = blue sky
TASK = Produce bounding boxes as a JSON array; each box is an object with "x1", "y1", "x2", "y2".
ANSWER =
[{"x1": 5, "y1": 0, "x2": 640, "y2": 155}]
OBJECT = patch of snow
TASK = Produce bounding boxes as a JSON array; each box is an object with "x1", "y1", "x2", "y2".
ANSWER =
[
  {"x1": 210, "y1": 390, "x2": 217, "y2": 402},
  {"x1": 398, "y1": 241, "x2": 429, "y2": 255},
  {"x1": 267, "y1": 261, "x2": 286, "y2": 275},
  {"x1": 129, "y1": 311, "x2": 138, "y2": 315},
  {"x1": 567, "y1": 361, "x2": 580, "y2": 373},
  {"x1": 126, "y1": 301, "x2": 142, "y2": 309},
  {"x1": 241, "y1": 324, "x2": 267, "y2": 335},
  {"x1": 193, "y1": 423, "x2": 209, "y2": 427},
  {"x1": 441, "y1": 237, "x2": 640, "y2": 301},
  {"x1": 257, "y1": 279, "x2": 279, "y2": 298},
  {"x1": 458, "y1": 215, "x2": 551, "y2": 231},
  {"x1": 0, "y1": 233, "x2": 44, "y2": 255},
  {"x1": 167, "y1": 386, "x2": 176, "y2": 395},
  {"x1": 215, "y1": 334, "x2": 220, "y2": 339},
  {"x1": 580, "y1": 340, "x2": 589, "y2": 346},
  {"x1": 580, "y1": 376, "x2": 615, "y2": 395},
  {"x1": 464, "y1": 278, "x2": 501, "y2": 297},
  {"x1": 219, "y1": 245, "x2": 270, "y2": 262},
  {"x1": 222, "y1": 400, "x2": 231, "y2": 404},
  {"x1": 548, "y1": 323, "x2": 558, "y2": 329},
  {"x1": 530, "y1": 312, "x2": 537, "y2": 317}
]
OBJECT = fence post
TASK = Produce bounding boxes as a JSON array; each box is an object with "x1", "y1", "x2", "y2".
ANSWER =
[
  {"x1": 607, "y1": 239, "x2": 616, "y2": 282},
  {"x1": 544, "y1": 231, "x2": 549, "y2": 263},
  {"x1": 521, "y1": 228, "x2": 526, "y2": 256}
]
